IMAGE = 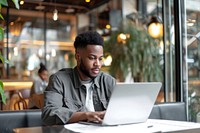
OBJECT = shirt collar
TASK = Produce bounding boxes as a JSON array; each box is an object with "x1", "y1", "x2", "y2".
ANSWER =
[{"x1": 73, "y1": 66, "x2": 101, "y2": 89}]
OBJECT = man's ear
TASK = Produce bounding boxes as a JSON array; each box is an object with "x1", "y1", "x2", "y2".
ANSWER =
[
  {"x1": 75, "y1": 53, "x2": 78, "y2": 60},
  {"x1": 75, "y1": 52, "x2": 80, "y2": 61}
]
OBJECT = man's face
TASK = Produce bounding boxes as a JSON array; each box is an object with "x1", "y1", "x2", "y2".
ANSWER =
[{"x1": 76, "y1": 45, "x2": 103, "y2": 80}]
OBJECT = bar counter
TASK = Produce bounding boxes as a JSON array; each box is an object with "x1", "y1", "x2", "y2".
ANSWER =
[{"x1": 2, "y1": 80, "x2": 33, "y2": 91}]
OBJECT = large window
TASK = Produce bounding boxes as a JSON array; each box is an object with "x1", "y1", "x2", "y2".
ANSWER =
[{"x1": 1, "y1": 8, "x2": 76, "y2": 80}]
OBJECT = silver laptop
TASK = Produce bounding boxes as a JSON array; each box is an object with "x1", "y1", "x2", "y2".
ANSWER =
[
  {"x1": 81, "y1": 82, "x2": 162, "y2": 126},
  {"x1": 101, "y1": 82, "x2": 162, "y2": 126}
]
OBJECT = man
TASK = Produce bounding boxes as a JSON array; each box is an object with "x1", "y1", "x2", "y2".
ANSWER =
[{"x1": 42, "y1": 31, "x2": 116, "y2": 125}]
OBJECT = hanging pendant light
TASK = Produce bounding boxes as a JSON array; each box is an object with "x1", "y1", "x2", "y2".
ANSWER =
[
  {"x1": 53, "y1": 9, "x2": 58, "y2": 21},
  {"x1": 53, "y1": 0, "x2": 58, "y2": 21},
  {"x1": 147, "y1": 0, "x2": 163, "y2": 39},
  {"x1": 147, "y1": 16, "x2": 163, "y2": 38}
]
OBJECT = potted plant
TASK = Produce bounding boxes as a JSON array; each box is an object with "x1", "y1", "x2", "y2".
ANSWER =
[
  {"x1": 0, "y1": 0, "x2": 19, "y2": 104},
  {"x1": 104, "y1": 19, "x2": 163, "y2": 82}
]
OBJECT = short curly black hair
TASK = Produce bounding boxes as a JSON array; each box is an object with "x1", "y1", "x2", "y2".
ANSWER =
[{"x1": 74, "y1": 31, "x2": 104, "y2": 49}]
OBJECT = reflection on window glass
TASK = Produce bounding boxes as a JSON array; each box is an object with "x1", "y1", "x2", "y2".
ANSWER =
[
  {"x1": 2, "y1": 9, "x2": 75, "y2": 80},
  {"x1": 186, "y1": 0, "x2": 200, "y2": 122}
]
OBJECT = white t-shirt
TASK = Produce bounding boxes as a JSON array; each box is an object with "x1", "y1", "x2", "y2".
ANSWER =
[{"x1": 83, "y1": 81, "x2": 95, "y2": 112}]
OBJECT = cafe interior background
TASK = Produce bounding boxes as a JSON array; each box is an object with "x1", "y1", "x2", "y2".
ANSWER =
[{"x1": 0, "y1": 0, "x2": 200, "y2": 122}]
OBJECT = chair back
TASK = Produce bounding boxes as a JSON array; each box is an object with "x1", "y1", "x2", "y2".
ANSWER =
[
  {"x1": 149, "y1": 102, "x2": 187, "y2": 121},
  {"x1": 32, "y1": 93, "x2": 44, "y2": 109},
  {"x1": 14, "y1": 91, "x2": 28, "y2": 110}
]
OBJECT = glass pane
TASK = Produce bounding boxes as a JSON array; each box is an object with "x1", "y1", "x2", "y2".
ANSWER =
[
  {"x1": 1, "y1": 8, "x2": 76, "y2": 110},
  {"x1": 186, "y1": 0, "x2": 200, "y2": 122},
  {"x1": 46, "y1": 19, "x2": 74, "y2": 75},
  {"x1": 120, "y1": 0, "x2": 165, "y2": 103},
  {"x1": 3, "y1": 12, "x2": 45, "y2": 80},
  {"x1": 1, "y1": 8, "x2": 76, "y2": 80}
]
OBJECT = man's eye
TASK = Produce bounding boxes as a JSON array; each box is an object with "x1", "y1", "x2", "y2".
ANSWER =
[
  {"x1": 89, "y1": 57, "x2": 95, "y2": 60},
  {"x1": 99, "y1": 57, "x2": 103, "y2": 61}
]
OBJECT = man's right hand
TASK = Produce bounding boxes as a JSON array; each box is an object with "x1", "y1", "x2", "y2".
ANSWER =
[
  {"x1": 85, "y1": 111, "x2": 106, "y2": 123},
  {"x1": 67, "y1": 111, "x2": 106, "y2": 123}
]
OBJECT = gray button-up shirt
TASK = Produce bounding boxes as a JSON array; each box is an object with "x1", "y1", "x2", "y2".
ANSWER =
[{"x1": 42, "y1": 67, "x2": 116, "y2": 125}]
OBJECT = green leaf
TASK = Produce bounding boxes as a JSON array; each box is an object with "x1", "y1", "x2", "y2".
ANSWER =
[
  {"x1": 0, "y1": 52, "x2": 9, "y2": 64},
  {"x1": 0, "y1": 0, "x2": 18, "y2": 106},
  {"x1": 0, "y1": 27, "x2": 4, "y2": 41},
  {"x1": 12, "y1": 0, "x2": 19, "y2": 9},
  {"x1": 4, "y1": 58, "x2": 9, "y2": 64},
  {"x1": 0, "y1": 14, "x2": 4, "y2": 20},
  {"x1": 0, "y1": 81, "x2": 6, "y2": 104},
  {"x1": 0, "y1": 53, "x2": 5, "y2": 63},
  {"x1": 0, "y1": 0, "x2": 8, "y2": 6}
]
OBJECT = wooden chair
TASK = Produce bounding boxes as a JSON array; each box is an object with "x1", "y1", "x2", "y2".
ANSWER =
[
  {"x1": 32, "y1": 93, "x2": 44, "y2": 109},
  {"x1": 14, "y1": 91, "x2": 28, "y2": 110}
]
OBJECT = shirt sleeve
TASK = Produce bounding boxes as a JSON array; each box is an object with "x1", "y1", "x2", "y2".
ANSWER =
[
  {"x1": 33, "y1": 80, "x2": 42, "y2": 94},
  {"x1": 41, "y1": 74, "x2": 74, "y2": 125}
]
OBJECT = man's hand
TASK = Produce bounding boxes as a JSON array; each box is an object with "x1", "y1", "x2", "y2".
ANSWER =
[
  {"x1": 85, "y1": 111, "x2": 106, "y2": 123},
  {"x1": 67, "y1": 111, "x2": 106, "y2": 123}
]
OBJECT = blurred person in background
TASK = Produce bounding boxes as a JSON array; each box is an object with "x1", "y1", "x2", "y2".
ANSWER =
[{"x1": 28, "y1": 63, "x2": 48, "y2": 109}]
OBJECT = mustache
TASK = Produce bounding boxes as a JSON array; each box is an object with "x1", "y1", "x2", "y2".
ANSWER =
[{"x1": 91, "y1": 67, "x2": 100, "y2": 70}]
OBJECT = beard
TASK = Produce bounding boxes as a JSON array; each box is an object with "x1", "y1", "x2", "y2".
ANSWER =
[{"x1": 79, "y1": 59, "x2": 96, "y2": 79}]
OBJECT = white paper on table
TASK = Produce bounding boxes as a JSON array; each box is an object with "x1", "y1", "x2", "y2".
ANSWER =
[
  {"x1": 64, "y1": 122, "x2": 161, "y2": 133},
  {"x1": 146, "y1": 119, "x2": 200, "y2": 132}
]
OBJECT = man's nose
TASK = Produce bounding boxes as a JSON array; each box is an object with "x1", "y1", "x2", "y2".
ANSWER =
[{"x1": 94, "y1": 59, "x2": 100, "y2": 66}]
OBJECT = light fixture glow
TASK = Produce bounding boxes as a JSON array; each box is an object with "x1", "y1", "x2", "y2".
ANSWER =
[
  {"x1": 46, "y1": 54, "x2": 50, "y2": 61},
  {"x1": 85, "y1": 0, "x2": 90, "y2": 2},
  {"x1": 147, "y1": 16, "x2": 163, "y2": 39},
  {"x1": 14, "y1": 47, "x2": 18, "y2": 56},
  {"x1": 20, "y1": 0, "x2": 24, "y2": 5},
  {"x1": 106, "y1": 24, "x2": 111, "y2": 29},
  {"x1": 104, "y1": 55, "x2": 112, "y2": 66},
  {"x1": 10, "y1": 22, "x2": 14, "y2": 26},
  {"x1": 147, "y1": 0, "x2": 163, "y2": 39},
  {"x1": 53, "y1": 9, "x2": 58, "y2": 21},
  {"x1": 51, "y1": 49, "x2": 56, "y2": 57},
  {"x1": 119, "y1": 33, "x2": 127, "y2": 40},
  {"x1": 38, "y1": 49, "x2": 43, "y2": 57},
  {"x1": 117, "y1": 33, "x2": 130, "y2": 44}
]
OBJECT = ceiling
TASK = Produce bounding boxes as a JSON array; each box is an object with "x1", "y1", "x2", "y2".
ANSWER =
[{"x1": 9, "y1": 0, "x2": 110, "y2": 14}]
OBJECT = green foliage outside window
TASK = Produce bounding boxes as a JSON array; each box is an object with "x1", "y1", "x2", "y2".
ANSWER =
[
  {"x1": 104, "y1": 20, "x2": 163, "y2": 82},
  {"x1": 0, "y1": 0, "x2": 19, "y2": 104}
]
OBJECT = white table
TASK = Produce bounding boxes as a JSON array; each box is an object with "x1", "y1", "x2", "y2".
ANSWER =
[{"x1": 64, "y1": 119, "x2": 200, "y2": 133}]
